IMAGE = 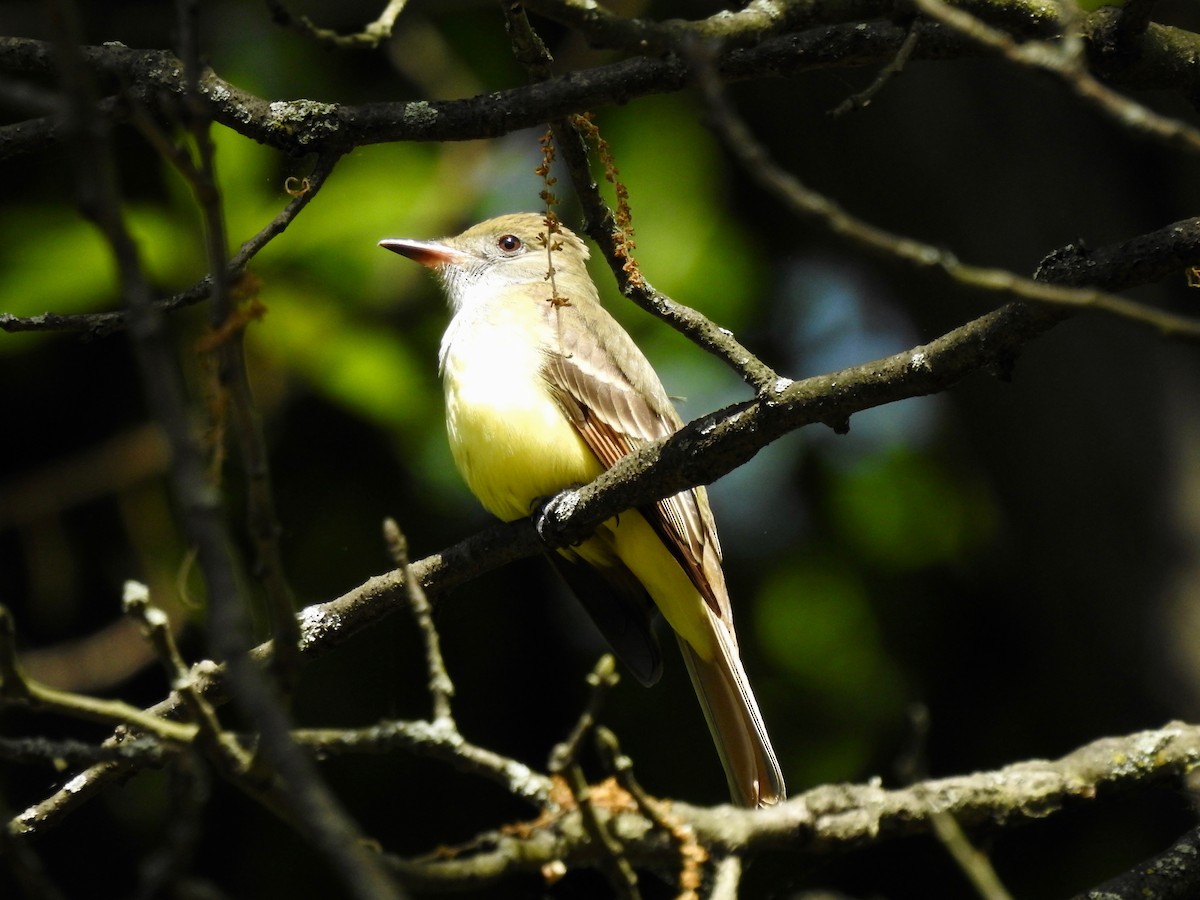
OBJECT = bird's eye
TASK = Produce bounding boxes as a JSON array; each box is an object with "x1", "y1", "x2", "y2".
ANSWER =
[{"x1": 497, "y1": 234, "x2": 523, "y2": 253}]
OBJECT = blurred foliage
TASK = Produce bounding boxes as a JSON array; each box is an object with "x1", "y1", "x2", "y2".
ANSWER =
[
  {"x1": 828, "y1": 445, "x2": 998, "y2": 572},
  {"x1": 2, "y1": 0, "x2": 1200, "y2": 897}
]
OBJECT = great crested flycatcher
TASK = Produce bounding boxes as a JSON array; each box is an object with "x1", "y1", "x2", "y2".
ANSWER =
[{"x1": 380, "y1": 213, "x2": 785, "y2": 807}]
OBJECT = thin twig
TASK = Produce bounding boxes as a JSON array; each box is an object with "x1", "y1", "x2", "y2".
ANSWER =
[
  {"x1": 0, "y1": 605, "x2": 198, "y2": 744},
  {"x1": 158, "y1": 9, "x2": 304, "y2": 689},
  {"x1": 555, "y1": 763, "x2": 643, "y2": 899},
  {"x1": 548, "y1": 656, "x2": 641, "y2": 900},
  {"x1": 121, "y1": 582, "x2": 193, "y2": 687},
  {"x1": 503, "y1": 1, "x2": 554, "y2": 79},
  {"x1": 501, "y1": 5, "x2": 782, "y2": 393},
  {"x1": 899, "y1": 706, "x2": 1014, "y2": 900},
  {"x1": 0, "y1": 151, "x2": 342, "y2": 337},
  {"x1": 913, "y1": 0, "x2": 1200, "y2": 154},
  {"x1": 924, "y1": 804, "x2": 1014, "y2": 900},
  {"x1": 0, "y1": 734, "x2": 170, "y2": 768},
  {"x1": 165, "y1": 5, "x2": 395, "y2": 894},
  {"x1": 0, "y1": 794, "x2": 66, "y2": 900},
  {"x1": 122, "y1": 582, "x2": 253, "y2": 773},
  {"x1": 37, "y1": 0, "x2": 401, "y2": 893},
  {"x1": 292, "y1": 719, "x2": 553, "y2": 804},
  {"x1": 266, "y1": 0, "x2": 410, "y2": 50},
  {"x1": 596, "y1": 727, "x2": 708, "y2": 899},
  {"x1": 550, "y1": 115, "x2": 784, "y2": 391},
  {"x1": 695, "y1": 51, "x2": 1200, "y2": 343},
  {"x1": 569, "y1": 112, "x2": 640, "y2": 284},
  {"x1": 502, "y1": 3, "x2": 567, "y2": 310},
  {"x1": 549, "y1": 654, "x2": 620, "y2": 773},
  {"x1": 383, "y1": 519, "x2": 454, "y2": 724},
  {"x1": 830, "y1": 19, "x2": 922, "y2": 117},
  {"x1": 520, "y1": 0, "x2": 835, "y2": 55}
]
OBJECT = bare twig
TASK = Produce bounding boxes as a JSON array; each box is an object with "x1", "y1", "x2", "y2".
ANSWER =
[
  {"x1": 550, "y1": 114, "x2": 784, "y2": 392},
  {"x1": 695, "y1": 54, "x2": 1200, "y2": 342},
  {"x1": 154, "y1": 7, "x2": 304, "y2": 689},
  {"x1": 593, "y1": 727, "x2": 665, "y2": 830},
  {"x1": 555, "y1": 765, "x2": 643, "y2": 899},
  {"x1": 5, "y1": 12, "x2": 1200, "y2": 163},
  {"x1": 383, "y1": 519, "x2": 454, "y2": 724},
  {"x1": 0, "y1": 151, "x2": 341, "y2": 337},
  {"x1": 0, "y1": 605, "x2": 197, "y2": 743},
  {"x1": 548, "y1": 656, "x2": 641, "y2": 900},
  {"x1": 266, "y1": 0, "x2": 410, "y2": 50},
  {"x1": 34, "y1": 0, "x2": 400, "y2": 894},
  {"x1": 596, "y1": 727, "x2": 708, "y2": 899},
  {"x1": 830, "y1": 19, "x2": 922, "y2": 117},
  {"x1": 0, "y1": 795, "x2": 66, "y2": 900},
  {"x1": 168, "y1": 5, "x2": 393, "y2": 894},
  {"x1": 0, "y1": 734, "x2": 169, "y2": 768},
  {"x1": 292, "y1": 719, "x2": 553, "y2": 804},
  {"x1": 708, "y1": 855, "x2": 743, "y2": 900},
  {"x1": 503, "y1": 1, "x2": 554, "y2": 79},
  {"x1": 122, "y1": 582, "x2": 252, "y2": 773},
  {"x1": 924, "y1": 805, "x2": 1014, "y2": 900},
  {"x1": 899, "y1": 706, "x2": 1013, "y2": 900},
  {"x1": 549, "y1": 654, "x2": 621, "y2": 774},
  {"x1": 913, "y1": 0, "x2": 1200, "y2": 154},
  {"x1": 520, "y1": 0, "x2": 863, "y2": 55},
  {"x1": 121, "y1": 582, "x2": 192, "y2": 687}
]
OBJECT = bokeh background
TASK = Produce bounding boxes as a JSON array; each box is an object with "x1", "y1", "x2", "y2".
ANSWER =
[{"x1": 3, "y1": 0, "x2": 1200, "y2": 896}]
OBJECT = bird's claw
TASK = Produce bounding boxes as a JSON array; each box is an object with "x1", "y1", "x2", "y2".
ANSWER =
[{"x1": 533, "y1": 488, "x2": 580, "y2": 545}]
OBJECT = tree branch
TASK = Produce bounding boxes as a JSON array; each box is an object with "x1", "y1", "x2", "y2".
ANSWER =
[
  {"x1": 378, "y1": 722, "x2": 1200, "y2": 890},
  {"x1": 696, "y1": 55, "x2": 1200, "y2": 341},
  {"x1": 3, "y1": 10, "x2": 1200, "y2": 160},
  {"x1": 1070, "y1": 819, "x2": 1200, "y2": 899},
  {"x1": 0, "y1": 150, "x2": 341, "y2": 337}
]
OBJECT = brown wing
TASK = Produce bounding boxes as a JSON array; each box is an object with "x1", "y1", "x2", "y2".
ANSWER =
[{"x1": 540, "y1": 298, "x2": 733, "y2": 629}]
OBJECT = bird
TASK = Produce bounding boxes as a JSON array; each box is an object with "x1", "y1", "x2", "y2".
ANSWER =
[{"x1": 379, "y1": 212, "x2": 785, "y2": 807}]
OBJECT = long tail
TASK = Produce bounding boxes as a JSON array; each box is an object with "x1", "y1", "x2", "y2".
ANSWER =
[{"x1": 677, "y1": 613, "x2": 786, "y2": 808}]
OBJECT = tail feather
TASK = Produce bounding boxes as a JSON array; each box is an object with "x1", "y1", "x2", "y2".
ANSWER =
[{"x1": 676, "y1": 615, "x2": 786, "y2": 808}]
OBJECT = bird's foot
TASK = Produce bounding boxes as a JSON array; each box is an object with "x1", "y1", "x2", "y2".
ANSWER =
[{"x1": 532, "y1": 488, "x2": 583, "y2": 546}]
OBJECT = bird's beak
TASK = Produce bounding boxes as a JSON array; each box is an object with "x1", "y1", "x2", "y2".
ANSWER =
[{"x1": 378, "y1": 238, "x2": 468, "y2": 269}]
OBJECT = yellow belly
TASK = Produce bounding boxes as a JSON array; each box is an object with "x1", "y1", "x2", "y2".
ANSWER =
[
  {"x1": 441, "y1": 309, "x2": 715, "y2": 661},
  {"x1": 442, "y1": 318, "x2": 603, "y2": 521}
]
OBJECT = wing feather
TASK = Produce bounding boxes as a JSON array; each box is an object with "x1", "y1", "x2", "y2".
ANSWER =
[{"x1": 540, "y1": 299, "x2": 733, "y2": 628}]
